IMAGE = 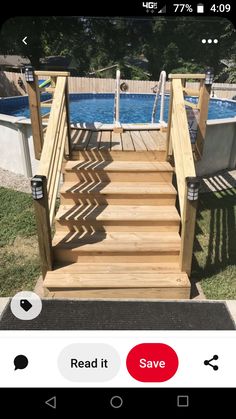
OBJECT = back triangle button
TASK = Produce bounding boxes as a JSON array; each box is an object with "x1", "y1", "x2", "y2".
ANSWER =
[{"x1": 45, "y1": 396, "x2": 56, "y2": 409}]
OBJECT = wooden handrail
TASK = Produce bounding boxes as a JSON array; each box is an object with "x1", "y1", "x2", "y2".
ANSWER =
[
  {"x1": 29, "y1": 72, "x2": 71, "y2": 277},
  {"x1": 35, "y1": 70, "x2": 70, "y2": 76},
  {"x1": 169, "y1": 73, "x2": 206, "y2": 79},
  {"x1": 167, "y1": 72, "x2": 211, "y2": 160},
  {"x1": 167, "y1": 78, "x2": 198, "y2": 275},
  {"x1": 39, "y1": 77, "x2": 66, "y2": 176},
  {"x1": 38, "y1": 76, "x2": 69, "y2": 225}
]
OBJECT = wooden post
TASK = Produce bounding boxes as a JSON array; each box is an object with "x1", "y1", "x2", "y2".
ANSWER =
[
  {"x1": 195, "y1": 81, "x2": 211, "y2": 159},
  {"x1": 32, "y1": 176, "x2": 53, "y2": 278},
  {"x1": 50, "y1": 76, "x2": 57, "y2": 88},
  {"x1": 26, "y1": 74, "x2": 44, "y2": 160},
  {"x1": 165, "y1": 83, "x2": 173, "y2": 161},
  {"x1": 64, "y1": 79, "x2": 72, "y2": 158},
  {"x1": 180, "y1": 185, "x2": 198, "y2": 275}
]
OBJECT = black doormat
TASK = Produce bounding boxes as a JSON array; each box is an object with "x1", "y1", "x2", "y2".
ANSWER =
[{"x1": 0, "y1": 300, "x2": 235, "y2": 330}]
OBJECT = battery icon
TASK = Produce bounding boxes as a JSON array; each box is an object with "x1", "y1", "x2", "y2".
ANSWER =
[{"x1": 197, "y1": 3, "x2": 204, "y2": 13}]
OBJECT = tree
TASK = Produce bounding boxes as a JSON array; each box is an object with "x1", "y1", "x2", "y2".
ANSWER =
[
  {"x1": 0, "y1": 16, "x2": 235, "y2": 82},
  {"x1": 0, "y1": 16, "x2": 89, "y2": 71}
]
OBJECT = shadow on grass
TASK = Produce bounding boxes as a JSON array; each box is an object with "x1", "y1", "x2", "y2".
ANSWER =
[{"x1": 191, "y1": 188, "x2": 236, "y2": 297}]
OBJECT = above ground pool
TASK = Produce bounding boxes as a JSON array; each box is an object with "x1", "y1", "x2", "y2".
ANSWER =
[{"x1": 0, "y1": 93, "x2": 236, "y2": 124}]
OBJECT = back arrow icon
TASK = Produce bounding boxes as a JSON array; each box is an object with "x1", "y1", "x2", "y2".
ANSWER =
[
  {"x1": 22, "y1": 36, "x2": 27, "y2": 45},
  {"x1": 45, "y1": 396, "x2": 56, "y2": 409}
]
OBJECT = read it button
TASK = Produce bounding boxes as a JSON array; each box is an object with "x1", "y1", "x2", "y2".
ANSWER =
[{"x1": 126, "y1": 343, "x2": 178, "y2": 382}]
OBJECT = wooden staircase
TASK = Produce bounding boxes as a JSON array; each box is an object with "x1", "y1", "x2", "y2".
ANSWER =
[
  {"x1": 27, "y1": 72, "x2": 205, "y2": 301},
  {"x1": 44, "y1": 141, "x2": 191, "y2": 299}
]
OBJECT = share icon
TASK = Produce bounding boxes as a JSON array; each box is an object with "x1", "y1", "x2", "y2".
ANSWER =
[{"x1": 204, "y1": 355, "x2": 219, "y2": 371}]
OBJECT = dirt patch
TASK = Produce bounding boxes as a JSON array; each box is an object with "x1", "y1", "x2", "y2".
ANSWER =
[
  {"x1": 3, "y1": 236, "x2": 39, "y2": 259},
  {"x1": 0, "y1": 168, "x2": 31, "y2": 193}
]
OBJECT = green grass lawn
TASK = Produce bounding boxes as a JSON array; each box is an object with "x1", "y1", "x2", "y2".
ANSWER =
[
  {"x1": 0, "y1": 186, "x2": 235, "y2": 299},
  {"x1": 0, "y1": 187, "x2": 40, "y2": 296},
  {"x1": 192, "y1": 188, "x2": 236, "y2": 299}
]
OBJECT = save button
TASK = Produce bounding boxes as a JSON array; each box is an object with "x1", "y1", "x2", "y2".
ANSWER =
[{"x1": 126, "y1": 343, "x2": 178, "y2": 382}]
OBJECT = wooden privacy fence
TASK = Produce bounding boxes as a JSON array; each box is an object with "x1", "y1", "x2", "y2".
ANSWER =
[
  {"x1": 67, "y1": 76, "x2": 164, "y2": 94},
  {"x1": 26, "y1": 71, "x2": 71, "y2": 277},
  {"x1": 1, "y1": 70, "x2": 236, "y2": 98}
]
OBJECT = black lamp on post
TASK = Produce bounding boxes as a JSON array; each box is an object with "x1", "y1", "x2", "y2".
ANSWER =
[
  {"x1": 205, "y1": 68, "x2": 214, "y2": 86},
  {"x1": 31, "y1": 176, "x2": 44, "y2": 200},
  {"x1": 186, "y1": 177, "x2": 200, "y2": 201},
  {"x1": 24, "y1": 65, "x2": 35, "y2": 83}
]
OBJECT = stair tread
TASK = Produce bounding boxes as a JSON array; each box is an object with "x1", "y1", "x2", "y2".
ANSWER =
[
  {"x1": 60, "y1": 181, "x2": 177, "y2": 195},
  {"x1": 52, "y1": 231, "x2": 181, "y2": 252},
  {"x1": 51, "y1": 262, "x2": 180, "y2": 273},
  {"x1": 56, "y1": 204, "x2": 180, "y2": 221},
  {"x1": 64, "y1": 160, "x2": 173, "y2": 172},
  {"x1": 44, "y1": 270, "x2": 189, "y2": 289}
]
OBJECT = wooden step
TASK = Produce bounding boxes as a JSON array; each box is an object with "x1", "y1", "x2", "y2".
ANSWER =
[
  {"x1": 55, "y1": 204, "x2": 180, "y2": 232},
  {"x1": 71, "y1": 150, "x2": 166, "y2": 162},
  {"x1": 52, "y1": 231, "x2": 181, "y2": 263},
  {"x1": 60, "y1": 182, "x2": 177, "y2": 206},
  {"x1": 63, "y1": 160, "x2": 173, "y2": 182},
  {"x1": 50, "y1": 262, "x2": 181, "y2": 273},
  {"x1": 44, "y1": 263, "x2": 190, "y2": 299}
]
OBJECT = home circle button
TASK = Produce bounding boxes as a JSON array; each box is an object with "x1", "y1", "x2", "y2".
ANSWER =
[
  {"x1": 110, "y1": 395, "x2": 123, "y2": 409},
  {"x1": 126, "y1": 343, "x2": 178, "y2": 382}
]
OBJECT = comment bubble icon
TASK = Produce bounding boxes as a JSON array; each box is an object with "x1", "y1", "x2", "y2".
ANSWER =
[{"x1": 14, "y1": 355, "x2": 28, "y2": 370}]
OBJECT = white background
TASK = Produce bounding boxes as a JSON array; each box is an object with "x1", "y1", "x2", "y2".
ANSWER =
[{"x1": 0, "y1": 331, "x2": 235, "y2": 387}]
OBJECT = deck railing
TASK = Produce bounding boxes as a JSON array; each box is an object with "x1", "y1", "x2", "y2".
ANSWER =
[
  {"x1": 167, "y1": 73, "x2": 212, "y2": 160},
  {"x1": 166, "y1": 74, "x2": 211, "y2": 274},
  {"x1": 114, "y1": 68, "x2": 120, "y2": 125},
  {"x1": 26, "y1": 71, "x2": 71, "y2": 277},
  {"x1": 151, "y1": 70, "x2": 166, "y2": 124}
]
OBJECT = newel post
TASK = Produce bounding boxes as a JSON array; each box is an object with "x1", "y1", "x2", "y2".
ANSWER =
[
  {"x1": 180, "y1": 177, "x2": 200, "y2": 275},
  {"x1": 195, "y1": 68, "x2": 214, "y2": 158},
  {"x1": 31, "y1": 175, "x2": 53, "y2": 278},
  {"x1": 24, "y1": 66, "x2": 44, "y2": 160}
]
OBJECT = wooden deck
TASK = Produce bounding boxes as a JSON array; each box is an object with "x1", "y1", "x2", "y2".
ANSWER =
[{"x1": 71, "y1": 129, "x2": 167, "y2": 151}]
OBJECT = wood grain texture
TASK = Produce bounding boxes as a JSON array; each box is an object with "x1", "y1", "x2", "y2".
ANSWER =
[
  {"x1": 195, "y1": 83, "x2": 211, "y2": 159},
  {"x1": 46, "y1": 287, "x2": 190, "y2": 299},
  {"x1": 26, "y1": 75, "x2": 44, "y2": 159},
  {"x1": 33, "y1": 176, "x2": 53, "y2": 277}
]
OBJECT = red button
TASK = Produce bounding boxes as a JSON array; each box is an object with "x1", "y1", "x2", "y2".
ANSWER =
[{"x1": 126, "y1": 343, "x2": 178, "y2": 382}]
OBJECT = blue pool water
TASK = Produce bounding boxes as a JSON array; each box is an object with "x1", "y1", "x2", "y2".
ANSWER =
[{"x1": 0, "y1": 93, "x2": 236, "y2": 124}]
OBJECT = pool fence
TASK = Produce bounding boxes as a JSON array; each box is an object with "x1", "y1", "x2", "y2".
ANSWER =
[{"x1": 0, "y1": 71, "x2": 236, "y2": 100}]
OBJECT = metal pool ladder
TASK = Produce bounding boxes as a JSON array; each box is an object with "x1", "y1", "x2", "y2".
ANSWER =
[
  {"x1": 114, "y1": 68, "x2": 120, "y2": 126},
  {"x1": 151, "y1": 70, "x2": 166, "y2": 124}
]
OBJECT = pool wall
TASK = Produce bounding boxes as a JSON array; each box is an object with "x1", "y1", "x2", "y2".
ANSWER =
[
  {"x1": 196, "y1": 118, "x2": 236, "y2": 176},
  {"x1": 0, "y1": 114, "x2": 38, "y2": 177}
]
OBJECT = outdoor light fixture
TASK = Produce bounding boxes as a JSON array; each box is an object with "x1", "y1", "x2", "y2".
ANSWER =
[
  {"x1": 24, "y1": 65, "x2": 34, "y2": 83},
  {"x1": 31, "y1": 176, "x2": 44, "y2": 200},
  {"x1": 186, "y1": 177, "x2": 200, "y2": 201},
  {"x1": 205, "y1": 68, "x2": 214, "y2": 85}
]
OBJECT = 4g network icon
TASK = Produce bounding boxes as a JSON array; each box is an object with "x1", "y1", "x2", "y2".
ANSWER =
[
  {"x1": 142, "y1": 2, "x2": 166, "y2": 13},
  {"x1": 142, "y1": 2, "x2": 158, "y2": 8}
]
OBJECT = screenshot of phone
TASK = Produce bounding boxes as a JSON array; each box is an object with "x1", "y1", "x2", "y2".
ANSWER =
[{"x1": 0, "y1": 4, "x2": 235, "y2": 412}]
